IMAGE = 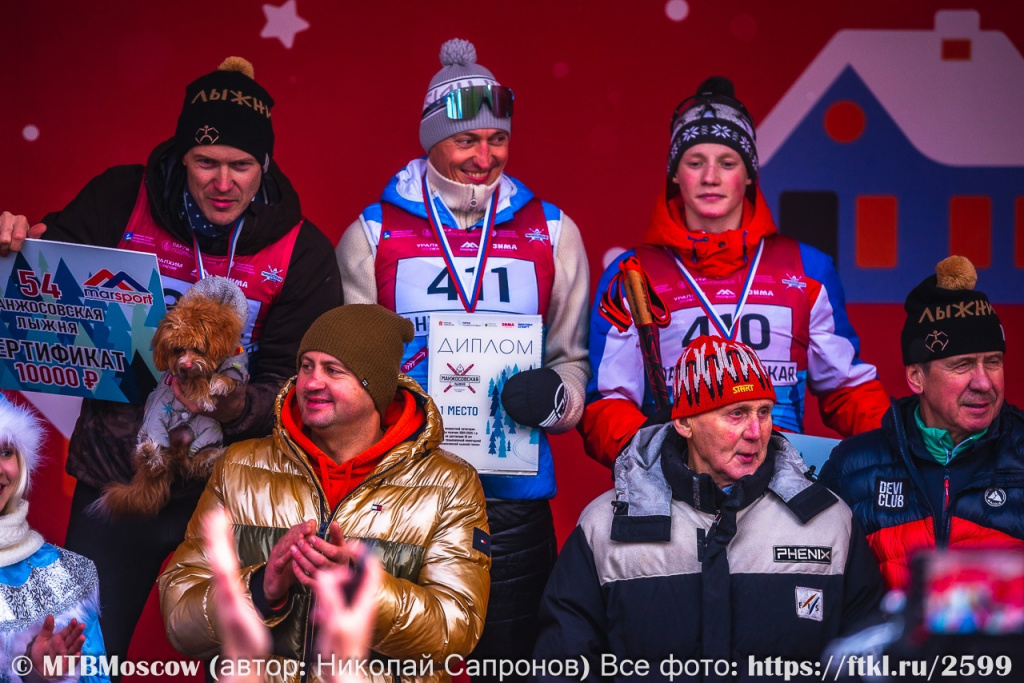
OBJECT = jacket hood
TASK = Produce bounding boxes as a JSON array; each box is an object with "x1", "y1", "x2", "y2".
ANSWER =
[
  {"x1": 380, "y1": 158, "x2": 535, "y2": 229},
  {"x1": 643, "y1": 185, "x2": 778, "y2": 279},
  {"x1": 272, "y1": 372, "x2": 445, "y2": 472},
  {"x1": 144, "y1": 138, "x2": 304, "y2": 254},
  {"x1": 0, "y1": 397, "x2": 45, "y2": 490},
  {"x1": 612, "y1": 424, "x2": 818, "y2": 541}
]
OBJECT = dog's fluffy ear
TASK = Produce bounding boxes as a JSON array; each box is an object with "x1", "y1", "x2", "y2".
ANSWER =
[
  {"x1": 197, "y1": 299, "x2": 245, "y2": 363},
  {"x1": 151, "y1": 316, "x2": 176, "y2": 372}
]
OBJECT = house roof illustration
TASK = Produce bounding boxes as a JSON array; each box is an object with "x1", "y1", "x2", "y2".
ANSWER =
[{"x1": 758, "y1": 10, "x2": 1024, "y2": 168}]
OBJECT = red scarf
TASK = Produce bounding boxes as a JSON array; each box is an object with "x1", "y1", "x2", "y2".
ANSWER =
[
  {"x1": 643, "y1": 187, "x2": 778, "y2": 279},
  {"x1": 282, "y1": 387, "x2": 425, "y2": 509}
]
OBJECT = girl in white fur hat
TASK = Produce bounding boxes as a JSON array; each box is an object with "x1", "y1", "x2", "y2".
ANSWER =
[{"x1": 0, "y1": 396, "x2": 108, "y2": 683}]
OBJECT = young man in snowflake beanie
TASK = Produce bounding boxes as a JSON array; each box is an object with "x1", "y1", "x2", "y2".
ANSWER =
[
  {"x1": 583, "y1": 76, "x2": 890, "y2": 472},
  {"x1": 0, "y1": 396, "x2": 111, "y2": 683},
  {"x1": 0, "y1": 56, "x2": 340, "y2": 663},
  {"x1": 336, "y1": 38, "x2": 591, "y2": 672},
  {"x1": 537, "y1": 336, "x2": 884, "y2": 672},
  {"x1": 820, "y1": 256, "x2": 1023, "y2": 592}
]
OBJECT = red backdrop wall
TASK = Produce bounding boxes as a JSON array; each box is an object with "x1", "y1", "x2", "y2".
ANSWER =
[{"x1": 2, "y1": 1, "x2": 1022, "y2": 676}]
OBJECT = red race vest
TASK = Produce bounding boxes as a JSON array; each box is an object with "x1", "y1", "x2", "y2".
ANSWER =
[
  {"x1": 633, "y1": 238, "x2": 814, "y2": 388},
  {"x1": 375, "y1": 198, "x2": 556, "y2": 333},
  {"x1": 117, "y1": 180, "x2": 300, "y2": 351}
]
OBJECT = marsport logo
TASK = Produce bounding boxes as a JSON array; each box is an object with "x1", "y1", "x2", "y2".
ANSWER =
[
  {"x1": 525, "y1": 228, "x2": 550, "y2": 242},
  {"x1": 82, "y1": 269, "x2": 154, "y2": 306}
]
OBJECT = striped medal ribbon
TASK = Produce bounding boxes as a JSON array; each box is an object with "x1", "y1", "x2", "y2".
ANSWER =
[
  {"x1": 421, "y1": 174, "x2": 499, "y2": 314},
  {"x1": 668, "y1": 239, "x2": 765, "y2": 340}
]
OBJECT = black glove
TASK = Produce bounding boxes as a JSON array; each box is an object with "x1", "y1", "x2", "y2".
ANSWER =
[{"x1": 500, "y1": 368, "x2": 567, "y2": 429}]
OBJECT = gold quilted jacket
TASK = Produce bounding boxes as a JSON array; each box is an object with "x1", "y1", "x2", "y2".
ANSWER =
[{"x1": 157, "y1": 374, "x2": 491, "y2": 682}]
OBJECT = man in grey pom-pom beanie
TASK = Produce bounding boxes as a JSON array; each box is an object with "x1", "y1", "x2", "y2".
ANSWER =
[
  {"x1": 419, "y1": 38, "x2": 511, "y2": 154},
  {"x1": 337, "y1": 37, "x2": 593, "y2": 677}
]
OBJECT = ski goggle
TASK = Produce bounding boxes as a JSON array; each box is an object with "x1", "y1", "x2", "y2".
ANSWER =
[{"x1": 421, "y1": 85, "x2": 515, "y2": 120}]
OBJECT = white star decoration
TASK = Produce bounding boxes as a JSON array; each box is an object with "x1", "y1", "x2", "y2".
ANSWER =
[{"x1": 261, "y1": 0, "x2": 310, "y2": 49}]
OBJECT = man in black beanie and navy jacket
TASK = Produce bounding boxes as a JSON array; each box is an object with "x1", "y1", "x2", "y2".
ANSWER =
[
  {"x1": 0, "y1": 56, "x2": 340, "y2": 667},
  {"x1": 820, "y1": 255, "x2": 1022, "y2": 591}
]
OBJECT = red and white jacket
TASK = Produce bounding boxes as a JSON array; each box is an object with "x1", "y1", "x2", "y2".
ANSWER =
[{"x1": 582, "y1": 188, "x2": 889, "y2": 468}]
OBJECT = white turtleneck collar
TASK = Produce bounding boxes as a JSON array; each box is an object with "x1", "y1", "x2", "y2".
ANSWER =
[
  {"x1": 0, "y1": 498, "x2": 45, "y2": 566},
  {"x1": 426, "y1": 160, "x2": 501, "y2": 230}
]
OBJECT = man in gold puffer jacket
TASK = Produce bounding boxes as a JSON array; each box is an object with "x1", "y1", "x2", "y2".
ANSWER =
[{"x1": 158, "y1": 304, "x2": 491, "y2": 682}]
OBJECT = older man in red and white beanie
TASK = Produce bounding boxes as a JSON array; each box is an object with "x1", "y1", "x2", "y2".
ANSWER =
[{"x1": 535, "y1": 335, "x2": 884, "y2": 677}]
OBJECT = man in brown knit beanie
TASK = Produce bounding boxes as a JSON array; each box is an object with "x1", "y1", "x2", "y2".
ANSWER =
[
  {"x1": 296, "y1": 303, "x2": 416, "y2": 419},
  {"x1": 161, "y1": 303, "x2": 492, "y2": 675}
]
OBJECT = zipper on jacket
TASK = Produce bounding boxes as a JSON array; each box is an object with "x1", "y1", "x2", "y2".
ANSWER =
[
  {"x1": 286, "y1": 428, "x2": 419, "y2": 683},
  {"x1": 943, "y1": 475, "x2": 950, "y2": 514},
  {"x1": 938, "y1": 464, "x2": 951, "y2": 547}
]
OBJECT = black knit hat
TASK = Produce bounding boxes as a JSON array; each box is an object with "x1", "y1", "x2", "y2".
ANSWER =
[
  {"x1": 901, "y1": 256, "x2": 1005, "y2": 365},
  {"x1": 297, "y1": 305, "x2": 415, "y2": 418},
  {"x1": 174, "y1": 57, "x2": 275, "y2": 172},
  {"x1": 667, "y1": 76, "x2": 758, "y2": 198}
]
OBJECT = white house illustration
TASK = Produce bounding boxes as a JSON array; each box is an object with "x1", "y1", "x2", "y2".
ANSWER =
[{"x1": 757, "y1": 10, "x2": 1024, "y2": 303}]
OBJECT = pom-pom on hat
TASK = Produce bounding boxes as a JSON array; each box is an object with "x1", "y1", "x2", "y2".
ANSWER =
[
  {"x1": 419, "y1": 38, "x2": 511, "y2": 153},
  {"x1": 297, "y1": 305, "x2": 415, "y2": 419},
  {"x1": 671, "y1": 335, "x2": 775, "y2": 420},
  {"x1": 667, "y1": 76, "x2": 758, "y2": 198},
  {"x1": 175, "y1": 56, "x2": 275, "y2": 172},
  {"x1": 900, "y1": 256, "x2": 1005, "y2": 365}
]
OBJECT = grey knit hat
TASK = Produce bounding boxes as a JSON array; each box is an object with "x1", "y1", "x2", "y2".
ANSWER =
[
  {"x1": 419, "y1": 39, "x2": 511, "y2": 153},
  {"x1": 181, "y1": 276, "x2": 250, "y2": 328}
]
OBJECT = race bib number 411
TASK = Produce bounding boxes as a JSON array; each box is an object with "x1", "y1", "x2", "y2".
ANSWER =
[{"x1": 395, "y1": 257, "x2": 538, "y2": 318}]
